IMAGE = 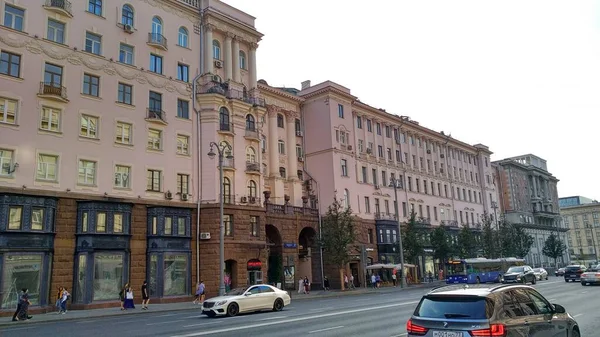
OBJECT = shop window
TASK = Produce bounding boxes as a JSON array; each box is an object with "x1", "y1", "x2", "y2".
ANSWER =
[
  {"x1": 1, "y1": 254, "x2": 43, "y2": 309},
  {"x1": 92, "y1": 253, "x2": 124, "y2": 301}
]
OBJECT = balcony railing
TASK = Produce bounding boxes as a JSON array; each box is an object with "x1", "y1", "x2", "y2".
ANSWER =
[
  {"x1": 44, "y1": 0, "x2": 72, "y2": 16},
  {"x1": 226, "y1": 88, "x2": 266, "y2": 107},
  {"x1": 219, "y1": 122, "x2": 234, "y2": 133},
  {"x1": 441, "y1": 220, "x2": 459, "y2": 228},
  {"x1": 246, "y1": 162, "x2": 260, "y2": 173},
  {"x1": 245, "y1": 128, "x2": 260, "y2": 140},
  {"x1": 146, "y1": 108, "x2": 167, "y2": 123},
  {"x1": 177, "y1": 0, "x2": 199, "y2": 8},
  {"x1": 148, "y1": 33, "x2": 167, "y2": 50},
  {"x1": 39, "y1": 82, "x2": 68, "y2": 101},
  {"x1": 266, "y1": 203, "x2": 319, "y2": 216},
  {"x1": 375, "y1": 212, "x2": 396, "y2": 220},
  {"x1": 220, "y1": 158, "x2": 235, "y2": 169}
]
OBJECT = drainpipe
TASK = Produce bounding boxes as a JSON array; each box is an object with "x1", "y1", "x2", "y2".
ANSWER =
[
  {"x1": 193, "y1": 0, "x2": 206, "y2": 285},
  {"x1": 299, "y1": 105, "x2": 325, "y2": 289}
]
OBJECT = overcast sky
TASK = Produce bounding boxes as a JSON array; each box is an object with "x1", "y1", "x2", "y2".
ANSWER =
[{"x1": 223, "y1": 0, "x2": 600, "y2": 200}]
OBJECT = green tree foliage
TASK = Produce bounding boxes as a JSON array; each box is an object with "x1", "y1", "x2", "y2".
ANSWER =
[
  {"x1": 319, "y1": 197, "x2": 357, "y2": 289},
  {"x1": 497, "y1": 220, "x2": 535, "y2": 258},
  {"x1": 481, "y1": 213, "x2": 500, "y2": 258},
  {"x1": 402, "y1": 211, "x2": 424, "y2": 264},
  {"x1": 430, "y1": 226, "x2": 453, "y2": 263},
  {"x1": 542, "y1": 233, "x2": 566, "y2": 267},
  {"x1": 456, "y1": 224, "x2": 478, "y2": 258}
]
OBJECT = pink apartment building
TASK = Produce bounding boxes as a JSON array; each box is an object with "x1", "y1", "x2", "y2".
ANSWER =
[
  {"x1": 0, "y1": 0, "x2": 324, "y2": 313},
  {"x1": 298, "y1": 80, "x2": 501, "y2": 276}
]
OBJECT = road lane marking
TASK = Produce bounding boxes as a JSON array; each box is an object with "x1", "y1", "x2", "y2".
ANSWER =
[
  {"x1": 533, "y1": 281, "x2": 562, "y2": 286},
  {"x1": 573, "y1": 313, "x2": 583, "y2": 318},
  {"x1": 308, "y1": 326, "x2": 344, "y2": 334},
  {"x1": 147, "y1": 319, "x2": 187, "y2": 326},
  {"x1": 169, "y1": 300, "x2": 420, "y2": 337},
  {"x1": 183, "y1": 321, "x2": 223, "y2": 328},
  {"x1": 76, "y1": 320, "x2": 97, "y2": 324},
  {"x1": 310, "y1": 307, "x2": 332, "y2": 311},
  {"x1": 156, "y1": 313, "x2": 179, "y2": 317},
  {"x1": 258, "y1": 316, "x2": 287, "y2": 321},
  {"x1": 390, "y1": 334, "x2": 408, "y2": 337}
]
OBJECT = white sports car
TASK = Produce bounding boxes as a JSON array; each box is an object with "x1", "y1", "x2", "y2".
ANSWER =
[{"x1": 202, "y1": 284, "x2": 291, "y2": 317}]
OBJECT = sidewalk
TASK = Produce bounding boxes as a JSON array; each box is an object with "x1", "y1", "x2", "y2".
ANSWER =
[{"x1": 0, "y1": 281, "x2": 445, "y2": 328}]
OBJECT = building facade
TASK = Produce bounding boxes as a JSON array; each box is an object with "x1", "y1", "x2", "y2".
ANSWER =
[
  {"x1": 296, "y1": 80, "x2": 499, "y2": 279},
  {"x1": 559, "y1": 196, "x2": 594, "y2": 208},
  {"x1": 0, "y1": 0, "x2": 324, "y2": 314},
  {"x1": 493, "y1": 154, "x2": 569, "y2": 267},
  {"x1": 560, "y1": 200, "x2": 600, "y2": 266}
]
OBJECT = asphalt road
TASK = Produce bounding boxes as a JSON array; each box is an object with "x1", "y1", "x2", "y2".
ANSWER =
[{"x1": 2, "y1": 277, "x2": 598, "y2": 337}]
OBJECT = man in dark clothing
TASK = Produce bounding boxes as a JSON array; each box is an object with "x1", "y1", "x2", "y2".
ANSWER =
[{"x1": 141, "y1": 280, "x2": 149, "y2": 310}]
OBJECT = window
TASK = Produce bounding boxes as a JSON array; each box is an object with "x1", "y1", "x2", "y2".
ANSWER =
[
  {"x1": 114, "y1": 165, "x2": 130, "y2": 188},
  {"x1": 88, "y1": 0, "x2": 103, "y2": 16},
  {"x1": 92, "y1": 253, "x2": 124, "y2": 301},
  {"x1": 366, "y1": 119, "x2": 372, "y2": 132},
  {"x1": 117, "y1": 83, "x2": 133, "y2": 105},
  {"x1": 246, "y1": 114, "x2": 256, "y2": 131},
  {"x1": 115, "y1": 122, "x2": 132, "y2": 145},
  {"x1": 368, "y1": 229, "x2": 373, "y2": 243},
  {"x1": 364, "y1": 196, "x2": 371, "y2": 213},
  {"x1": 246, "y1": 147, "x2": 257, "y2": 163},
  {"x1": 0, "y1": 97, "x2": 17, "y2": 124},
  {"x1": 356, "y1": 116, "x2": 362, "y2": 129},
  {"x1": 338, "y1": 104, "x2": 344, "y2": 118},
  {"x1": 176, "y1": 134, "x2": 190, "y2": 155},
  {"x1": 149, "y1": 54, "x2": 163, "y2": 74},
  {"x1": 296, "y1": 144, "x2": 303, "y2": 157},
  {"x1": 40, "y1": 107, "x2": 60, "y2": 132},
  {"x1": 277, "y1": 113, "x2": 284, "y2": 128},
  {"x1": 31, "y1": 208, "x2": 44, "y2": 231},
  {"x1": 119, "y1": 44, "x2": 134, "y2": 65},
  {"x1": 361, "y1": 166, "x2": 367, "y2": 183},
  {"x1": 147, "y1": 169, "x2": 161, "y2": 191},
  {"x1": 149, "y1": 91, "x2": 162, "y2": 112},
  {"x1": 3, "y1": 5, "x2": 24, "y2": 32},
  {"x1": 219, "y1": 107, "x2": 230, "y2": 131},
  {"x1": 78, "y1": 160, "x2": 96, "y2": 185},
  {"x1": 177, "y1": 173, "x2": 189, "y2": 195},
  {"x1": 0, "y1": 51, "x2": 21, "y2": 78},
  {"x1": 221, "y1": 214, "x2": 233, "y2": 236},
  {"x1": 178, "y1": 27, "x2": 188, "y2": 47},
  {"x1": 376, "y1": 123, "x2": 381, "y2": 135},
  {"x1": 223, "y1": 177, "x2": 231, "y2": 203},
  {"x1": 148, "y1": 129, "x2": 162, "y2": 150},
  {"x1": 279, "y1": 167, "x2": 286, "y2": 178},
  {"x1": 385, "y1": 125, "x2": 391, "y2": 138},
  {"x1": 341, "y1": 159, "x2": 348, "y2": 176},
  {"x1": 295, "y1": 118, "x2": 301, "y2": 133},
  {"x1": 80, "y1": 115, "x2": 98, "y2": 138},
  {"x1": 47, "y1": 19, "x2": 65, "y2": 44},
  {"x1": 212, "y1": 40, "x2": 221, "y2": 59},
  {"x1": 239, "y1": 51, "x2": 246, "y2": 69},
  {"x1": 250, "y1": 216, "x2": 259, "y2": 237},
  {"x1": 121, "y1": 5, "x2": 134, "y2": 26},
  {"x1": 177, "y1": 63, "x2": 189, "y2": 82},
  {"x1": 0, "y1": 149, "x2": 14, "y2": 176},
  {"x1": 8, "y1": 206, "x2": 22, "y2": 230},
  {"x1": 177, "y1": 99, "x2": 189, "y2": 119},
  {"x1": 343, "y1": 189, "x2": 350, "y2": 209},
  {"x1": 151, "y1": 16, "x2": 162, "y2": 34},
  {"x1": 113, "y1": 213, "x2": 123, "y2": 233},
  {"x1": 36, "y1": 154, "x2": 58, "y2": 181},
  {"x1": 44, "y1": 63, "x2": 63, "y2": 88},
  {"x1": 248, "y1": 180, "x2": 257, "y2": 197},
  {"x1": 278, "y1": 140, "x2": 285, "y2": 154},
  {"x1": 83, "y1": 74, "x2": 100, "y2": 97},
  {"x1": 85, "y1": 32, "x2": 102, "y2": 55}
]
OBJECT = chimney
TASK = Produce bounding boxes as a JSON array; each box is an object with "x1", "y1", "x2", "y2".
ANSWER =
[{"x1": 301, "y1": 80, "x2": 311, "y2": 90}]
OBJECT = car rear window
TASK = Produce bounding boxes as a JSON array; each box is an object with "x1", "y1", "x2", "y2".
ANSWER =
[
  {"x1": 414, "y1": 296, "x2": 493, "y2": 319},
  {"x1": 566, "y1": 266, "x2": 582, "y2": 271}
]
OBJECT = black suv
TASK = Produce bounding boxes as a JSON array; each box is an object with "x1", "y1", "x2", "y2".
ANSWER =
[
  {"x1": 407, "y1": 284, "x2": 580, "y2": 337},
  {"x1": 564, "y1": 265, "x2": 587, "y2": 282},
  {"x1": 501, "y1": 265, "x2": 536, "y2": 284}
]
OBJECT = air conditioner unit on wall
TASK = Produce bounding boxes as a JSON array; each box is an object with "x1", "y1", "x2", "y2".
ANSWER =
[
  {"x1": 200, "y1": 232, "x2": 211, "y2": 240},
  {"x1": 214, "y1": 60, "x2": 223, "y2": 68},
  {"x1": 181, "y1": 194, "x2": 189, "y2": 201},
  {"x1": 123, "y1": 24, "x2": 134, "y2": 33}
]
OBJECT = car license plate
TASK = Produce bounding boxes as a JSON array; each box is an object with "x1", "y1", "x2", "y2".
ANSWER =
[
  {"x1": 569, "y1": 275, "x2": 576, "y2": 278},
  {"x1": 432, "y1": 331, "x2": 464, "y2": 337}
]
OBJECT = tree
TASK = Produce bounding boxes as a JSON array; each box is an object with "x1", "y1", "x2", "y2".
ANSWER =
[
  {"x1": 513, "y1": 225, "x2": 535, "y2": 258},
  {"x1": 430, "y1": 226, "x2": 453, "y2": 264},
  {"x1": 497, "y1": 220, "x2": 534, "y2": 258},
  {"x1": 402, "y1": 211, "x2": 424, "y2": 264},
  {"x1": 542, "y1": 233, "x2": 566, "y2": 267},
  {"x1": 481, "y1": 213, "x2": 500, "y2": 258},
  {"x1": 456, "y1": 224, "x2": 478, "y2": 258},
  {"x1": 319, "y1": 197, "x2": 357, "y2": 290}
]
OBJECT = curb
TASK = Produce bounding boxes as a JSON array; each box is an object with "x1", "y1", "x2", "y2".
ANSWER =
[{"x1": 0, "y1": 284, "x2": 442, "y2": 328}]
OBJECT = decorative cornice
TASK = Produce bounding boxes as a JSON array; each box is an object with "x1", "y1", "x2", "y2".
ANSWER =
[
  {"x1": 140, "y1": 0, "x2": 200, "y2": 24},
  {"x1": 0, "y1": 32, "x2": 192, "y2": 97},
  {"x1": 205, "y1": 16, "x2": 260, "y2": 43},
  {"x1": 283, "y1": 109, "x2": 299, "y2": 120}
]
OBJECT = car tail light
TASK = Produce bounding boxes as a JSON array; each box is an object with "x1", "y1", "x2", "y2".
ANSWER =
[
  {"x1": 471, "y1": 324, "x2": 506, "y2": 336},
  {"x1": 406, "y1": 319, "x2": 428, "y2": 336}
]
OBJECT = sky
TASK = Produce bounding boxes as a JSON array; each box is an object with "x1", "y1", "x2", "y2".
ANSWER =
[{"x1": 223, "y1": 0, "x2": 600, "y2": 200}]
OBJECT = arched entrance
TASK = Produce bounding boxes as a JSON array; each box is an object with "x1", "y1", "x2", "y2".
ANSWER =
[
  {"x1": 266, "y1": 225, "x2": 283, "y2": 286},
  {"x1": 298, "y1": 227, "x2": 318, "y2": 286},
  {"x1": 225, "y1": 259, "x2": 237, "y2": 291}
]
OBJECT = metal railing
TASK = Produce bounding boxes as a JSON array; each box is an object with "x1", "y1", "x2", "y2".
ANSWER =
[
  {"x1": 39, "y1": 82, "x2": 67, "y2": 100},
  {"x1": 148, "y1": 33, "x2": 167, "y2": 49},
  {"x1": 45, "y1": 0, "x2": 72, "y2": 15},
  {"x1": 245, "y1": 162, "x2": 260, "y2": 173},
  {"x1": 146, "y1": 108, "x2": 167, "y2": 123},
  {"x1": 441, "y1": 220, "x2": 459, "y2": 227},
  {"x1": 226, "y1": 88, "x2": 266, "y2": 107},
  {"x1": 220, "y1": 158, "x2": 234, "y2": 169},
  {"x1": 245, "y1": 128, "x2": 259, "y2": 139}
]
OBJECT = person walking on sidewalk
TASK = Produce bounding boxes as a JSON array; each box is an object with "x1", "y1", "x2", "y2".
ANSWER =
[
  {"x1": 303, "y1": 276, "x2": 310, "y2": 294},
  {"x1": 193, "y1": 281, "x2": 205, "y2": 304},
  {"x1": 124, "y1": 283, "x2": 135, "y2": 309},
  {"x1": 371, "y1": 274, "x2": 377, "y2": 288},
  {"x1": 323, "y1": 276, "x2": 330, "y2": 290},
  {"x1": 59, "y1": 287, "x2": 70, "y2": 314},
  {"x1": 349, "y1": 274, "x2": 355, "y2": 289},
  {"x1": 392, "y1": 273, "x2": 397, "y2": 287},
  {"x1": 344, "y1": 274, "x2": 348, "y2": 290},
  {"x1": 55, "y1": 286, "x2": 63, "y2": 313},
  {"x1": 141, "y1": 280, "x2": 149, "y2": 310},
  {"x1": 12, "y1": 288, "x2": 32, "y2": 321}
]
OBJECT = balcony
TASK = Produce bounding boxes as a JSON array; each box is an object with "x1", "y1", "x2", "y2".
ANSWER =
[
  {"x1": 177, "y1": 0, "x2": 200, "y2": 8},
  {"x1": 266, "y1": 203, "x2": 319, "y2": 216},
  {"x1": 244, "y1": 128, "x2": 260, "y2": 141},
  {"x1": 441, "y1": 220, "x2": 459, "y2": 228},
  {"x1": 375, "y1": 212, "x2": 396, "y2": 221},
  {"x1": 38, "y1": 82, "x2": 68, "y2": 102},
  {"x1": 245, "y1": 162, "x2": 260, "y2": 175},
  {"x1": 533, "y1": 209, "x2": 560, "y2": 218},
  {"x1": 219, "y1": 158, "x2": 235, "y2": 171},
  {"x1": 416, "y1": 217, "x2": 432, "y2": 226},
  {"x1": 147, "y1": 33, "x2": 168, "y2": 50},
  {"x1": 43, "y1": 0, "x2": 73, "y2": 18},
  {"x1": 218, "y1": 122, "x2": 235, "y2": 135},
  {"x1": 226, "y1": 88, "x2": 266, "y2": 107},
  {"x1": 146, "y1": 108, "x2": 167, "y2": 124}
]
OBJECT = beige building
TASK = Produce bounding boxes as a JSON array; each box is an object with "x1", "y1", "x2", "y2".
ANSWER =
[{"x1": 561, "y1": 202, "x2": 600, "y2": 266}]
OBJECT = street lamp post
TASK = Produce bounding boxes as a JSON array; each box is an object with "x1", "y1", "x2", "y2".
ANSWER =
[
  {"x1": 390, "y1": 178, "x2": 407, "y2": 288},
  {"x1": 207, "y1": 141, "x2": 233, "y2": 296}
]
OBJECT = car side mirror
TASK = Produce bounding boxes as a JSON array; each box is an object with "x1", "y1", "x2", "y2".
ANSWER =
[{"x1": 553, "y1": 304, "x2": 566, "y2": 314}]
